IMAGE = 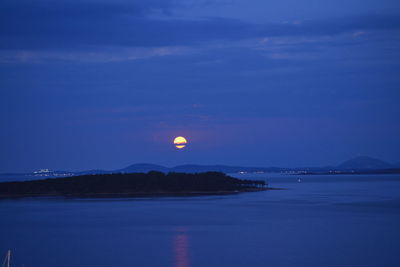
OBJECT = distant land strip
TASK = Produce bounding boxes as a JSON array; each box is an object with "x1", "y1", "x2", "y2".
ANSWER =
[
  {"x1": 301, "y1": 168, "x2": 400, "y2": 175},
  {"x1": 0, "y1": 171, "x2": 268, "y2": 199},
  {"x1": 1, "y1": 156, "x2": 400, "y2": 182}
]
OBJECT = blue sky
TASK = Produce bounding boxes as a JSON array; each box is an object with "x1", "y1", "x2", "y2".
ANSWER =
[{"x1": 1, "y1": 0, "x2": 400, "y2": 172}]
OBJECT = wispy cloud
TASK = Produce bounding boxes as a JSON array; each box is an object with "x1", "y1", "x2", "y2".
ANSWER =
[
  {"x1": 0, "y1": 46, "x2": 190, "y2": 63},
  {"x1": 1, "y1": 0, "x2": 400, "y2": 49}
]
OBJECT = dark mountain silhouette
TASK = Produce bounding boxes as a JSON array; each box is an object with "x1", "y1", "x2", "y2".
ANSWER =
[
  {"x1": 118, "y1": 163, "x2": 169, "y2": 173},
  {"x1": 114, "y1": 164, "x2": 284, "y2": 174},
  {"x1": 172, "y1": 164, "x2": 242, "y2": 173},
  {"x1": 336, "y1": 156, "x2": 393, "y2": 170}
]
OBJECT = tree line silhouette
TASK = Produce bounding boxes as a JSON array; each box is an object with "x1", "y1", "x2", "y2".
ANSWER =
[{"x1": 0, "y1": 171, "x2": 267, "y2": 197}]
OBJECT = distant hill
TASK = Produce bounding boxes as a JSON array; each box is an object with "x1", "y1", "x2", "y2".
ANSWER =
[
  {"x1": 117, "y1": 164, "x2": 284, "y2": 174},
  {"x1": 336, "y1": 156, "x2": 394, "y2": 170},
  {"x1": 118, "y1": 163, "x2": 169, "y2": 173},
  {"x1": 171, "y1": 164, "x2": 284, "y2": 173},
  {"x1": 172, "y1": 164, "x2": 242, "y2": 173}
]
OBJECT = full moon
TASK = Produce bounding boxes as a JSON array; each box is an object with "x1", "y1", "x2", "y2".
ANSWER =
[{"x1": 174, "y1": 136, "x2": 187, "y2": 149}]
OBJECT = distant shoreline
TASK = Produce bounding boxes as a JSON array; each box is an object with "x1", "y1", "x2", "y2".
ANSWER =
[
  {"x1": 296, "y1": 169, "x2": 400, "y2": 175},
  {"x1": 0, "y1": 188, "x2": 271, "y2": 199}
]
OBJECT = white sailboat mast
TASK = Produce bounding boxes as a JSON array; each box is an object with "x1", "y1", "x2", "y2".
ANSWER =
[{"x1": 6, "y1": 250, "x2": 10, "y2": 267}]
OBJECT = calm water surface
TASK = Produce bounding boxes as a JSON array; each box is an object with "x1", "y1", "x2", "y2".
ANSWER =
[{"x1": 1, "y1": 174, "x2": 400, "y2": 267}]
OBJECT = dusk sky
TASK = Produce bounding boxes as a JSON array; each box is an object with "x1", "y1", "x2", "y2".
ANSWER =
[{"x1": 1, "y1": 0, "x2": 400, "y2": 172}]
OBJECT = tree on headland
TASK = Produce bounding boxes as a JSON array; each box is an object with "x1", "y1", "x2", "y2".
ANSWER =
[{"x1": 0, "y1": 171, "x2": 267, "y2": 197}]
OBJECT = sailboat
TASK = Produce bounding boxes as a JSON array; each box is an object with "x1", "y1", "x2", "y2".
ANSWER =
[{"x1": 2, "y1": 250, "x2": 11, "y2": 267}]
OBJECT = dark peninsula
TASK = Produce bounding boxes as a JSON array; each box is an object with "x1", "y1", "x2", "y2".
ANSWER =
[{"x1": 0, "y1": 171, "x2": 267, "y2": 198}]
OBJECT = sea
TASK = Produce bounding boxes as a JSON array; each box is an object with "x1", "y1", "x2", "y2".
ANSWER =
[{"x1": 1, "y1": 173, "x2": 400, "y2": 267}]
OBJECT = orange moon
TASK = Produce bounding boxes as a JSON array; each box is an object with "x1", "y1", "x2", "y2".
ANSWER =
[{"x1": 174, "y1": 136, "x2": 187, "y2": 149}]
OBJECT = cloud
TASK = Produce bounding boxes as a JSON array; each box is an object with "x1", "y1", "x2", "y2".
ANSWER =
[
  {"x1": 1, "y1": 0, "x2": 399, "y2": 47},
  {"x1": 0, "y1": 46, "x2": 189, "y2": 63},
  {"x1": 1, "y1": 0, "x2": 400, "y2": 64}
]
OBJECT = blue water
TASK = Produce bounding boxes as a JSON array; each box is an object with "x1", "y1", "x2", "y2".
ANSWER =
[{"x1": 1, "y1": 174, "x2": 400, "y2": 267}]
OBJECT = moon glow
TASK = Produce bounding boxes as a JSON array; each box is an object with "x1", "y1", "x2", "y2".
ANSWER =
[{"x1": 174, "y1": 136, "x2": 187, "y2": 149}]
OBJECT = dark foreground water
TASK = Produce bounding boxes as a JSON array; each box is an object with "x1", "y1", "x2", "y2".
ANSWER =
[{"x1": 1, "y1": 174, "x2": 400, "y2": 267}]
